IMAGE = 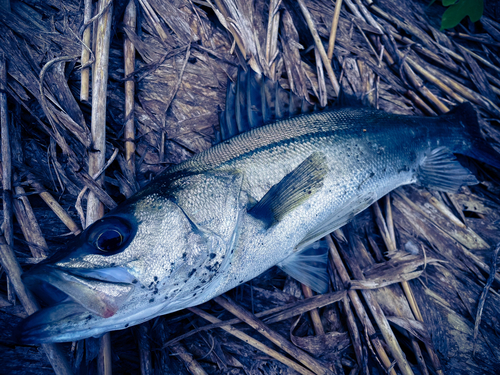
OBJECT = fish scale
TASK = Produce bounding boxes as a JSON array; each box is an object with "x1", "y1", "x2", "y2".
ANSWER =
[{"x1": 17, "y1": 101, "x2": 500, "y2": 343}]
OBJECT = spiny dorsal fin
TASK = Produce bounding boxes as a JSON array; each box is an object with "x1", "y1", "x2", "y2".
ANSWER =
[
  {"x1": 418, "y1": 147, "x2": 478, "y2": 192},
  {"x1": 217, "y1": 68, "x2": 314, "y2": 143},
  {"x1": 249, "y1": 152, "x2": 328, "y2": 228}
]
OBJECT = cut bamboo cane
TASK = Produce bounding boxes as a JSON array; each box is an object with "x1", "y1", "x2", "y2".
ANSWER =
[{"x1": 189, "y1": 307, "x2": 316, "y2": 375}]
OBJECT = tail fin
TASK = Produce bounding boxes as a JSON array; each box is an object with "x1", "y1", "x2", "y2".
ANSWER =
[{"x1": 448, "y1": 102, "x2": 500, "y2": 169}]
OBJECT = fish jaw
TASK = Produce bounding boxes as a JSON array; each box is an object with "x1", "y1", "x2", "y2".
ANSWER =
[{"x1": 18, "y1": 264, "x2": 136, "y2": 343}]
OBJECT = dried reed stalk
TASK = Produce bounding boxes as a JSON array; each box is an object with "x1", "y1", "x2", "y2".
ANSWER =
[
  {"x1": 327, "y1": 236, "x2": 397, "y2": 375},
  {"x1": 80, "y1": 0, "x2": 92, "y2": 102},
  {"x1": 124, "y1": 0, "x2": 137, "y2": 191},
  {"x1": 87, "y1": 0, "x2": 114, "y2": 373},
  {"x1": 214, "y1": 295, "x2": 333, "y2": 375},
  {"x1": 0, "y1": 50, "x2": 15, "y2": 303},
  {"x1": 189, "y1": 306, "x2": 316, "y2": 375},
  {"x1": 301, "y1": 283, "x2": 325, "y2": 335}
]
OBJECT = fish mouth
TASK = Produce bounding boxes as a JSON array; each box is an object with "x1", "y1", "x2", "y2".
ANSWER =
[{"x1": 17, "y1": 265, "x2": 135, "y2": 343}]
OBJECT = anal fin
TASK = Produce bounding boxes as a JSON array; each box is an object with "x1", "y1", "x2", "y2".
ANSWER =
[
  {"x1": 249, "y1": 152, "x2": 328, "y2": 227},
  {"x1": 418, "y1": 147, "x2": 478, "y2": 192},
  {"x1": 279, "y1": 239, "x2": 329, "y2": 294}
]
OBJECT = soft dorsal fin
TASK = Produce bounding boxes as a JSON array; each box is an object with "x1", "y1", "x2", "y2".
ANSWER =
[
  {"x1": 217, "y1": 68, "x2": 314, "y2": 143},
  {"x1": 418, "y1": 147, "x2": 478, "y2": 192},
  {"x1": 278, "y1": 239, "x2": 330, "y2": 294},
  {"x1": 249, "y1": 152, "x2": 328, "y2": 228}
]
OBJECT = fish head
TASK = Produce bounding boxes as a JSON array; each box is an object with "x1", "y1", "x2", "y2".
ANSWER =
[{"x1": 18, "y1": 189, "x2": 237, "y2": 343}]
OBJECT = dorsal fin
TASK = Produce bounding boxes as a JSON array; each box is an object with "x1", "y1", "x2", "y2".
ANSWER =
[{"x1": 216, "y1": 68, "x2": 315, "y2": 143}]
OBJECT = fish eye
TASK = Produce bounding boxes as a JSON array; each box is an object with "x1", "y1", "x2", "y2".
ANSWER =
[
  {"x1": 96, "y1": 229, "x2": 123, "y2": 252},
  {"x1": 86, "y1": 216, "x2": 133, "y2": 254}
]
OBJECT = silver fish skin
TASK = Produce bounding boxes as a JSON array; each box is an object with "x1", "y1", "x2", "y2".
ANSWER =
[{"x1": 18, "y1": 103, "x2": 495, "y2": 343}]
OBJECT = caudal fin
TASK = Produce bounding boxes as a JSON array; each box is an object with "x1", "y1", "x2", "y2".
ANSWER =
[{"x1": 449, "y1": 102, "x2": 500, "y2": 169}]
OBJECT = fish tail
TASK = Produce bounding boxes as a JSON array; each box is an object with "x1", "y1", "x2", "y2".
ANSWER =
[{"x1": 448, "y1": 102, "x2": 500, "y2": 169}]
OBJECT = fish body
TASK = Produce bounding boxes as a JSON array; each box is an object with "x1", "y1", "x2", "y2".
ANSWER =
[{"x1": 18, "y1": 102, "x2": 497, "y2": 343}]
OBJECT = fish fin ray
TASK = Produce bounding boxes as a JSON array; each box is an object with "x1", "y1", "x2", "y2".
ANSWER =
[
  {"x1": 297, "y1": 191, "x2": 377, "y2": 250},
  {"x1": 418, "y1": 146, "x2": 478, "y2": 192},
  {"x1": 279, "y1": 239, "x2": 330, "y2": 293},
  {"x1": 249, "y1": 152, "x2": 328, "y2": 227}
]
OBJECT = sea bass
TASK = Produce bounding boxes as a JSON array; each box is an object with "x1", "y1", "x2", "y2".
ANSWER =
[{"x1": 18, "y1": 97, "x2": 498, "y2": 343}]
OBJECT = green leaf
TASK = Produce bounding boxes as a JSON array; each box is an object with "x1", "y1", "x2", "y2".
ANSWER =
[
  {"x1": 441, "y1": 0, "x2": 484, "y2": 30},
  {"x1": 442, "y1": 0, "x2": 458, "y2": 6}
]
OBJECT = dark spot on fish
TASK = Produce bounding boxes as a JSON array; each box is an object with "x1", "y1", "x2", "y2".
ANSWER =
[
  {"x1": 154, "y1": 276, "x2": 158, "y2": 281},
  {"x1": 239, "y1": 280, "x2": 244, "y2": 283},
  {"x1": 86, "y1": 315, "x2": 92, "y2": 321},
  {"x1": 141, "y1": 286, "x2": 145, "y2": 289},
  {"x1": 149, "y1": 298, "x2": 155, "y2": 303},
  {"x1": 188, "y1": 269, "x2": 197, "y2": 277},
  {"x1": 184, "y1": 279, "x2": 188, "y2": 283},
  {"x1": 165, "y1": 296, "x2": 168, "y2": 299},
  {"x1": 182, "y1": 252, "x2": 187, "y2": 260},
  {"x1": 110, "y1": 263, "x2": 116, "y2": 267},
  {"x1": 132, "y1": 279, "x2": 138, "y2": 284},
  {"x1": 193, "y1": 293, "x2": 197, "y2": 297},
  {"x1": 153, "y1": 288, "x2": 158, "y2": 295},
  {"x1": 148, "y1": 282, "x2": 154, "y2": 288},
  {"x1": 194, "y1": 285, "x2": 200, "y2": 290},
  {"x1": 209, "y1": 253, "x2": 216, "y2": 259},
  {"x1": 125, "y1": 324, "x2": 129, "y2": 328}
]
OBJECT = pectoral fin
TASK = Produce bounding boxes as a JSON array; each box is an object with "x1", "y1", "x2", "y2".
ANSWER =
[
  {"x1": 297, "y1": 191, "x2": 377, "y2": 251},
  {"x1": 279, "y1": 239, "x2": 330, "y2": 293},
  {"x1": 418, "y1": 147, "x2": 478, "y2": 192},
  {"x1": 249, "y1": 152, "x2": 328, "y2": 227}
]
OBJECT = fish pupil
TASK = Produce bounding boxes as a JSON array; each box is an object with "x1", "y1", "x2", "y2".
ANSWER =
[{"x1": 96, "y1": 229, "x2": 123, "y2": 251}]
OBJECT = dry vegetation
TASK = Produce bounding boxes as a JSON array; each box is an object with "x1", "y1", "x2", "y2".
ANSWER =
[{"x1": 0, "y1": 0, "x2": 500, "y2": 374}]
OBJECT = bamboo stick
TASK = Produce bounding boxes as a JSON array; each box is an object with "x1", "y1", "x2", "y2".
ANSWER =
[
  {"x1": 0, "y1": 234, "x2": 73, "y2": 375},
  {"x1": 88, "y1": 1, "x2": 114, "y2": 373},
  {"x1": 189, "y1": 307, "x2": 316, "y2": 375},
  {"x1": 214, "y1": 295, "x2": 333, "y2": 375},
  {"x1": 297, "y1": 0, "x2": 340, "y2": 96},
  {"x1": 123, "y1": 0, "x2": 137, "y2": 192}
]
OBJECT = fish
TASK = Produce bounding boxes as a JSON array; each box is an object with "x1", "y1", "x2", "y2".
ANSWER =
[{"x1": 18, "y1": 71, "x2": 500, "y2": 344}]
